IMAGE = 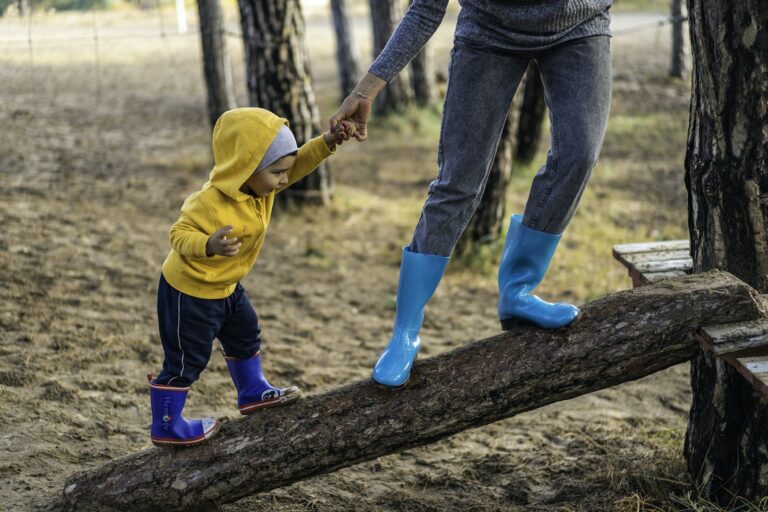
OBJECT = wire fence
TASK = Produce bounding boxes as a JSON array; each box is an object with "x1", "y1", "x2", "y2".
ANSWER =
[
  {"x1": 0, "y1": 7, "x2": 688, "y2": 49},
  {"x1": 0, "y1": 5, "x2": 690, "y2": 188}
]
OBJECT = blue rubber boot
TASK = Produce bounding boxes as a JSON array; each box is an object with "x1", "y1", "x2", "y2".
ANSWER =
[
  {"x1": 372, "y1": 246, "x2": 449, "y2": 388},
  {"x1": 224, "y1": 352, "x2": 301, "y2": 414},
  {"x1": 149, "y1": 375, "x2": 219, "y2": 448},
  {"x1": 498, "y1": 214, "x2": 580, "y2": 330}
]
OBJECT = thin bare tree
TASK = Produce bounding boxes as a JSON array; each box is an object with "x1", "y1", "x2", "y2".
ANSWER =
[
  {"x1": 330, "y1": 0, "x2": 360, "y2": 100},
  {"x1": 368, "y1": 0, "x2": 413, "y2": 114},
  {"x1": 197, "y1": 0, "x2": 236, "y2": 128}
]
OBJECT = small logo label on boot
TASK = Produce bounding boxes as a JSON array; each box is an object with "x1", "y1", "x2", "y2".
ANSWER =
[
  {"x1": 261, "y1": 389, "x2": 279, "y2": 400},
  {"x1": 162, "y1": 397, "x2": 173, "y2": 430}
]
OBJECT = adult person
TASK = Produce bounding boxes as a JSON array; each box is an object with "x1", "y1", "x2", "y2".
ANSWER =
[{"x1": 330, "y1": 1, "x2": 613, "y2": 388}]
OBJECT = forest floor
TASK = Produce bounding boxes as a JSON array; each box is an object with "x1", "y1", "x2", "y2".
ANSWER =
[{"x1": 2, "y1": 5, "x2": 745, "y2": 512}]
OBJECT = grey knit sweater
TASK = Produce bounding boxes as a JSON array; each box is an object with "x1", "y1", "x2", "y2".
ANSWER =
[{"x1": 369, "y1": 0, "x2": 612, "y2": 83}]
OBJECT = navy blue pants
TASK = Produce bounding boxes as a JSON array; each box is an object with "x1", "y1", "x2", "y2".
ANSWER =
[{"x1": 155, "y1": 274, "x2": 261, "y2": 387}]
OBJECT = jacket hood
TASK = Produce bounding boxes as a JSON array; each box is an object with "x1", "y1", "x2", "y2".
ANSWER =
[{"x1": 209, "y1": 108, "x2": 289, "y2": 201}]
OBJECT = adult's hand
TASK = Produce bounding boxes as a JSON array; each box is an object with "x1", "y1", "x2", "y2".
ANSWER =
[
  {"x1": 329, "y1": 72, "x2": 387, "y2": 142},
  {"x1": 329, "y1": 93, "x2": 372, "y2": 142}
]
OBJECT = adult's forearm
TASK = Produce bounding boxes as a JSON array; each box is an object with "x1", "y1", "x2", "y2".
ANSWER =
[
  {"x1": 352, "y1": 72, "x2": 387, "y2": 100},
  {"x1": 368, "y1": 0, "x2": 448, "y2": 84}
]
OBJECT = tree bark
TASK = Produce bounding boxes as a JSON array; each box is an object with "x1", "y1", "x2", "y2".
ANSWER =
[
  {"x1": 368, "y1": 0, "x2": 412, "y2": 115},
  {"x1": 330, "y1": 0, "x2": 360, "y2": 101},
  {"x1": 408, "y1": 0, "x2": 436, "y2": 107},
  {"x1": 515, "y1": 62, "x2": 547, "y2": 164},
  {"x1": 197, "y1": 0, "x2": 236, "y2": 128},
  {"x1": 669, "y1": 0, "x2": 686, "y2": 78},
  {"x1": 456, "y1": 107, "x2": 517, "y2": 255},
  {"x1": 410, "y1": 43, "x2": 436, "y2": 106},
  {"x1": 238, "y1": 0, "x2": 331, "y2": 205},
  {"x1": 683, "y1": 0, "x2": 768, "y2": 504},
  {"x1": 61, "y1": 271, "x2": 766, "y2": 512}
]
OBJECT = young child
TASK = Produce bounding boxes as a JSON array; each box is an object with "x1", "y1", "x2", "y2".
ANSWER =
[{"x1": 149, "y1": 107, "x2": 355, "y2": 447}]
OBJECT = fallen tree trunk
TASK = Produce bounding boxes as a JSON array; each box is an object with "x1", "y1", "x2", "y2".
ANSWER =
[{"x1": 61, "y1": 271, "x2": 766, "y2": 511}]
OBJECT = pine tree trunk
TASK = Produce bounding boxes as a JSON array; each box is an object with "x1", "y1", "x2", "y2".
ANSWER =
[
  {"x1": 408, "y1": 0, "x2": 436, "y2": 107},
  {"x1": 330, "y1": 0, "x2": 360, "y2": 100},
  {"x1": 683, "y1": 0, "x2": 768, "y2": 504},
  {"x1": 238, "y1": 0, "x2": 331, "y2": 205},
  {"x1": 456, "y1": 107, "x2": 517, "y2": 255},
  {"x1": 514, "y1": 62, "x2": 547, "y2": 164},
  {"x1": 197, "y1": 0, "x2": 236, "y2": 128},
  {"x1": 410, "y1": 43, "x2": 436, "y2": 106},
  {"x1": 368, "y1": 0, "x2": 412, "y2": 115},
  {"x1": 669, "y1": 0, "x2": 686, "y2": 78}
]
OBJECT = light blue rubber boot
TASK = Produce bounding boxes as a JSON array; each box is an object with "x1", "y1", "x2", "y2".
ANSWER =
[
  {"x1": 372, "y1": 246, "x2": 449, "y2": 388},
  {"x1": 498, "y1": 214, "x2": 580, "y2": 330}
]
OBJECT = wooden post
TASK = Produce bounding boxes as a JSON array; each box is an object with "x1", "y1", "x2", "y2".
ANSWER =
[{"x1": 669, "y1": 0, "x2": 686, "y2": 78}]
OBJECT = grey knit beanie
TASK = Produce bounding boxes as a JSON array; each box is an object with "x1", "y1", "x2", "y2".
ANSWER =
[{"x1": 256, "y1": 125, "x2": 298, "y2": 172}]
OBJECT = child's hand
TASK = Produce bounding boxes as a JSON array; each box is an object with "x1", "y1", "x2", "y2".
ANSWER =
[
  {"x1": 336, "y1": 120, "x2": 357, "y2": 145},
  {"x1": 206, "y1": 226, "x2": 241, "y2": 257},
  {"x1": 323, "y1": 120, "x2": 357, "y2": 148}
]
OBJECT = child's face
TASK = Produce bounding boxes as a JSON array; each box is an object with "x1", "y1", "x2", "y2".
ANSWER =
[{"x1": 244, "y1": 154, "x2": 296, "y2": 196}]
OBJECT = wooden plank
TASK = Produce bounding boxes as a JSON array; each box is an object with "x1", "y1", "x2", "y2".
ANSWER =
[
  {"x1": 620, "y1": 249, "x2": 691, "y2": 265},
  {"x1": 615, "y1": 243, "x2": 768, "y2": 398},
  {"x1": 612, "y1": 241, "x2": 692, "y2": 288},
  {"x1": 734, "y1": 356, "x2": 768, "y2": 397},
  {"x1": 635, "y1": 258, "x2": 693, "y2": 273},
  {"x1": 613, "y1": 240, "x2": 689, "y2": 256},
  {"x1": 701, "y1": 318, "x2": 768, "y2": 357},
  {"x1": 645, "y1": 270, "x2": 690, "y2": 282}
]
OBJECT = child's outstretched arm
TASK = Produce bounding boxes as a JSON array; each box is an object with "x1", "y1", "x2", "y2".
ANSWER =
[{"x1": 276, "y1": 121, "x2": 357, "y2": 193}]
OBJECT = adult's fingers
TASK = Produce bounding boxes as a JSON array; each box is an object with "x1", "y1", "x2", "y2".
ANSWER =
[{"x1": 329, "y1": 95, "x2": 359, "y2": 129}]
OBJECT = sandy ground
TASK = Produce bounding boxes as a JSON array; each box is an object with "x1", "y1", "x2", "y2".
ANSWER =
[{"x1": 0, "y1": 7, "x2": 698, "y2": 512}]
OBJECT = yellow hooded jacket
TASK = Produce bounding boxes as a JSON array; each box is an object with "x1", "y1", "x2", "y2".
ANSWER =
[{"x1": 161, "y1": 108, "x2": 334, "y2": 299}]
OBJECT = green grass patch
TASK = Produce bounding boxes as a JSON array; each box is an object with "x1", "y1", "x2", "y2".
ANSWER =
[
  {"x1": 603, "y1": 111, "x2": 689, "y2": 161},
  {"x1": 611, "y1": 0, "x2": 671, "y2": 13},
  {"x1": 374, "y1": 104, "x2": 444, "y2": 141}
]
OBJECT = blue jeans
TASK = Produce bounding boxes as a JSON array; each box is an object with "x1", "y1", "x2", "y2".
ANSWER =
[
  {"x1": 410, "y1": 35, "x2": 612, "y2": 256},
  {"x1": 154, "y1": 274, "x2": 262, "y2": 387}
]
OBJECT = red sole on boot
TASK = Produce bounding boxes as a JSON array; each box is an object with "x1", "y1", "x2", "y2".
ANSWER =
[
  {"x1": 239, "y1": 387, "x2": 301, "y2": 415},
  {"x1": 151, "y1": 421, "x2": 220, "y2": 448}
]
